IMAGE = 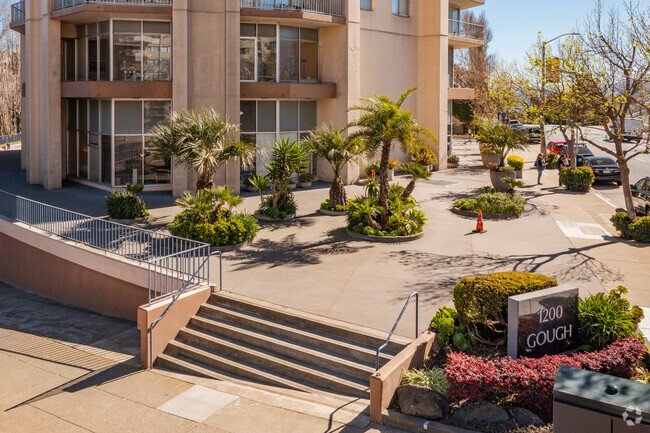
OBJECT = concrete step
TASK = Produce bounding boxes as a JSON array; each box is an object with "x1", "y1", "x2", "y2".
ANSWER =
[
  {"x1": 210, "y1": 291, "x2": 411, "y2": 354},
  {"x1": 155, "y1": 350, "x2": 313, "y2": 394},
  {"x1": 198, "y1": 302, "x2": 396, "y2": 367},
  {"x1": 188, "y1": 315, "x2": 376, "y2": 381},
  {"x1": 175, "y1": 327, "x2": 370, "y2": 398}
]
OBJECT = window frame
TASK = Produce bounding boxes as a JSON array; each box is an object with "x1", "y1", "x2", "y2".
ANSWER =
[{"x1": 360, "y1": 0, "x2": 373, "y2": 11}]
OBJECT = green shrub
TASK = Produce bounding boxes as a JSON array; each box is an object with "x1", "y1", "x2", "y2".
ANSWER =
[
  {"x1": 507, "y1": 155, "x2": 524, "y2": 170},
  {"x1": 544, "y1": 153, "x2": 557, "y2": 168},
  {"x1": 579, "y1": 287, "x2": 644, "y2": 351},
  {"x1": 298, "y1": 172, "x2": 315, "y2": 183},
  {"x1": 454, "y1": 192, "x2": 527, "y2": 216},
  {"x1": 105, "y1": 191, "x2": 148, "y2": 219},
  {"x1": 260, "y1": 193, "x2": 296, "y2": 219},
  {"x1": 453, "y1": 272, "x2": 558, "y2": 345},
  {"x1": 168, "y1": 210, "x2": 259, "y2": 246},
  {"x1": 478, "y1": 186, "x2": 498, "y2": 194},
  {"x1": 320, "y1": 199, "x2": 348, "y2": 212},
  {"x1": 401, "y1": 367, "x2": 450, "y2": 396},
  {"x1": 447, "y1": 154, "x2": 460, "y2": 164},
  {"x1": 559, "y1": 166, "x2": 595, "y2": 191},
  {"x1": 430, "y1": 306, "x2": 476, "y2": 351},
  {"x1": 629, "y1": 217, "x2": 650, "y2": 242},
  {"x1": 364, "y1": 161, "x2": 381, "y2": 178},
  {"x1": 611, "y1": 212, "x2": 633, "y2": 238}
]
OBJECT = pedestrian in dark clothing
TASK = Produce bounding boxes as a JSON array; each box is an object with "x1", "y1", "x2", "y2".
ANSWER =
[{"x1": 534, "y1": 153, "x2": 546, "y2": 185}]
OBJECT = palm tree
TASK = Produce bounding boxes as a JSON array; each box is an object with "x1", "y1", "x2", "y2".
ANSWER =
[
  {"x1": 305, "y1": 124, "x2": 366, "y2": 207},
  {"x1": 265, "y1": 138, "x2": 310, "y2": 210},
  {"x1": 148, "y1": 109, "x2": 256, "y2": 191},
  {"x1": 474, "y1": 118, "x2": 528, "y2": 167},
  {"x1": 348, "y1": 88, "x2": 435, "y2": 226},
  {"x1": 400, "y1": 163, "x2": 431, "y2": 199}
]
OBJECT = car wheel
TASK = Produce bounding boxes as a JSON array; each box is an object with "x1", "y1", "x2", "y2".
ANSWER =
[{"x1": 617, "y1": 180, "x2": 622, "y2": 186}]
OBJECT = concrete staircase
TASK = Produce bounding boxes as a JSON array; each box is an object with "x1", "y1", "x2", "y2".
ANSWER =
[{"x1": 156, "y1": 291, "x2": 411, "y2": 398}]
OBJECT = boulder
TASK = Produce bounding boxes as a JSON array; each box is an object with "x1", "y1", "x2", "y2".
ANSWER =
[
  {"x1": 451, "y1": 402, "x2": 509, "y2": 424},
  {"x1": 512, "y1": 407, "x2": 544, "y2": 427},
  {"x1": 396, "y1": 384, "x2": 450, "y2": 420}
]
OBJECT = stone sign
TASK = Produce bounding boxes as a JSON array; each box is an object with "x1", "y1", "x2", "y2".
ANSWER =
[{"x1": 507, "y1": 284, "x2": 580, "y2": 359}]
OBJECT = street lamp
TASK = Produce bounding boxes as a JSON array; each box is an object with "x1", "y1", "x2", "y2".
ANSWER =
[{"x1": 540, "y1": 32, "x2": 579, "y2": 154}]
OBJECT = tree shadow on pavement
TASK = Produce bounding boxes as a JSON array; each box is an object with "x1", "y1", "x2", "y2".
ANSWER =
[{"x1": 224, "y1": 228, "x2": 372, "y2": 269}]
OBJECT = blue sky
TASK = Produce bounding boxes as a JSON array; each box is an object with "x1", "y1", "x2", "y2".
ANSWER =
[{"x1": 472, "y1": 0, "x2": 650, "y2": 65}]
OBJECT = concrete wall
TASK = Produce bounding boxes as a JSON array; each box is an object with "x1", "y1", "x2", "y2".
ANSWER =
[
  {"x1": 0, "y1": 217, "x2": 149, "y2": 321},
  {"x1": 369, "y1": 331, "x2": 439, "y2": 424}
]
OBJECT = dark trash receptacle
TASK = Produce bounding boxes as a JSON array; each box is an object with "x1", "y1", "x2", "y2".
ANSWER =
[{"x1": 554, "y1": 365, "x2": 650, "y2": 433}]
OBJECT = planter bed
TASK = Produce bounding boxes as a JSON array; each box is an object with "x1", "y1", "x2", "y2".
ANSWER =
[
  {"x1": 346, "y1": 228, "x2": 423, "y2": 243},
  {"x1": 318, "y1": 208, "x2": 347, "y2": 216},
  {"x1": 450, "y1": 207, "x2": 521, "y2": 220},
  {"x1": 254, "y1": 212, "x2": 295, "y2": 222}
]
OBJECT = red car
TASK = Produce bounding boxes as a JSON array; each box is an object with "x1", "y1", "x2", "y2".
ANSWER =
[{"x1": 547, "y1": 141, "x2": 567, "y2": 154}]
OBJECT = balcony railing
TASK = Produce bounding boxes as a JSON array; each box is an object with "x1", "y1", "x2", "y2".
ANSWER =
[
  {"x1": 241, "y1": 0, "x2": 344, "y2": 18},
  {"x1": 449, "y1": 19, "x2": 484, "y2": 40},
  {"x1": 52, "y1": 0, "x2": 171, "y2": 11},
  {"x1": 10, "y1": 1, "x2": 25, "y2": 23}
]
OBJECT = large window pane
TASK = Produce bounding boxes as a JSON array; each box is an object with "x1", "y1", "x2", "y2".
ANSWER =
[
  {"x1": 258, "y1": 36, "x2": 276, "y2": 82},
  {"x1": 67, "y1": 131, "x2": 77, "y2": 177},
  {"x1": 114, "y1": 135, "x2": 143, "y2": 186},
  {"x1": 88, "y1": 37, "x2": 98, "y2": 81},
  {"x1": 299, "y1": 101, "x2": 317, "y2": 131},
  {"x1": 240, "y1": 38, "x2": 256, "y2": 81},
  {"x1": 114, "y1": 20, "x2": 141, "y2": 33},
  {"x1": 64, "y1": 39, "x2": 75, "y2": 81},
  {"x1": 300, "y1": 41, "x2": 318, "y2": 82},
  {"x1": 101, "y1": 100, "x2": 111, "y2": 135},
  {"x1": 79, "y1": 99, "x2": 87, "y2": 132},
  {"x1": 240, "y1": 101, "x2": 256, "y2": 133},
  {"x1": 66, "y1": 99, "x2": 77, "y2": 130},
  {"x1": 280, "y1": 101, "x2": 298, "y2": 132},
  {"x1": 113, "y1": 33, "x2": 142, "y2": 81},
  {"x1": 101, "y1": 135, "x2": 111, "y2": 184},
  {"x1": 79, "y1": 133, "x2": 88, "y2": 179},
  {"x1": 89, "y1": 100, "x2": 99, "y2": 133},
  {"x1": 279, "y1": 38, "x2": 298, "y2": 82},
  {"x1": 143, "y1": 33, "x2": 172, "y2": 80},
  {"x1": 144, "y1": 139, "x2": 171, "y2": 185},
  {"x1": 241, "y1": 23, "x2": 256, "y2": 37},
  {"x1": 144, "y1": 101, "x2": 171, "y2": 132},
  {"x1": 89, "y1": 135, "x2": 100, "y2": 182},
  {"x1": 76, "y1": 37, "x2": 87, "y2": 81},
  {"x1": 361, "y1": 0, "x2": 372, "y2": 10},
  {"x1": 99, "y1": 36, "x2": 110, "y2": 80},
  {"x1": 115, "y1": 101, "x2": 143, "y2": 134},
  {"x1": 258, "y1": 101, "x2": 276, "y2": 132}
]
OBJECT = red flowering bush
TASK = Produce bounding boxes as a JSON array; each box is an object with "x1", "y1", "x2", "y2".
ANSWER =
[{"x1": 446, "y1": 338, "x2": 646, "y2": 421}]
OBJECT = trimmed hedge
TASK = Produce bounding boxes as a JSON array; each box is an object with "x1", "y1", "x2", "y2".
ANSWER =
[
  {"x1": 446, "y1": 337, "x2": 646, "y2": 421},
  {"x1": 168, "y1": 210, "x2": 259, "y2": 246},
  {"x1": 453, "y1": 272, "x2": 558, "y2": 344},
  {"x1": 507, "y1": 155, "x2": 524, "y2": 170},
  {"x1": 105, "y1": 191, "x2": 148, "y2": 219},
  {"x1": 610, "y1": 212, "x2": 650, "y2": 242},
  {"x1": 559, "y1": 166, "x2": 595, "y2": 191},
  {"x1": 454, "y1": 192, "x2": 527, "y2": 216}
]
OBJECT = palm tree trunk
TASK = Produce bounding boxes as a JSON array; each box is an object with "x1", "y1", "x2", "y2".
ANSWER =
[
  {"x1": 401, "y1": 180, "x2": 416, "y2": 199},
  {"x1": 378, "y1": 141, "x2": 392, "y2": 227},
  {"x1": 329, "y1": 171, "x2": 347, "y2": 207},
  {"x1": 196, "y1": 175, "x2": 213, "y2": 191}
]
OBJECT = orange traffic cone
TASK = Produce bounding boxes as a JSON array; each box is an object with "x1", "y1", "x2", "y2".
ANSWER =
[{"x1": 473, "y1": 210, "x2": 486, "y2": 233}]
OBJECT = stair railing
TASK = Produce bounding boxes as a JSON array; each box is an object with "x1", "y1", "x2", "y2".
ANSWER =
[
  {"x1": 149, "y1": 251, "x2": 222, "y2": 369},
  {"x1": 375, "y1": 292, "x2": 418, "y2": 370}
]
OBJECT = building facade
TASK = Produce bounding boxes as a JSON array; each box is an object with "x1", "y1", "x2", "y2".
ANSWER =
[{"x1": 10, "y1": 0, "x2": 484, "y2": 196}]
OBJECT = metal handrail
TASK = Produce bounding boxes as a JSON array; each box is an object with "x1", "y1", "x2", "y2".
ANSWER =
[
  {"x1": 149, "y1": 251, "x2": 222, "y2": 369},
  {"x1": 240, "y1": 0, "x2": 345, "y2": 17},
  {"x1": 52, "y1": 0, "x2": 171, "y2": 10},
  {"x1": 375, "y1": 292, "x2": 419, "y2": 371},
  {"x1": 0, "y1": 189, "x2": 210, "y2": 304},
  {"x1": 10, "y1": 1, "x2": 25, "y2": 22}
]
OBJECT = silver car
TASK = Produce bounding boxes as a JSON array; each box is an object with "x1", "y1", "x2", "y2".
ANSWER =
[{"x1": 631, "y1": 177, "x2": 650, "y2": 216}]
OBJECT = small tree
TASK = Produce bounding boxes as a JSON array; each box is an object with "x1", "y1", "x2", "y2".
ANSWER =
[
  {"x1": 400, "y1": 163, "x2": 431, "y2": 199},
  {"x1": 148, "y1": 109, "x2": 256, "y2": 191},
  {"x1": 305, "y1": 124, "x2": 366, "y2": 207},
  {"x1": 348, "y1": 88, "x2": 434, "y2": 227},
  {"x1": 473, "y1": 118, "x2": 528, "y2": 167},
  {"x1": 265, "y1": 138, "x2": 310, "y2": 211}
]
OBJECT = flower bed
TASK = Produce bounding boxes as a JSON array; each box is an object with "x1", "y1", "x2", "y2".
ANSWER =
[{"x1": 454, "y1": 192, "x2": 527, "y2": 217}]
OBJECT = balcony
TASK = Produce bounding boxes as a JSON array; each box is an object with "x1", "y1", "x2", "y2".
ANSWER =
[
  {"x1": 449, "y1": 0, "x2": 485, "y2": 10},
  {"x1": 448, "y1": 19, "x2": 485, "y2": 49},
  {"x1": 51, "y1": 0, "x2": 172, "y2": 22},
  {"x1": 241, "y1": 0, "x2": 345, "y2": 25},
  {"x1": 9, "y1": 1, "x2": 25, "y2": 33}
]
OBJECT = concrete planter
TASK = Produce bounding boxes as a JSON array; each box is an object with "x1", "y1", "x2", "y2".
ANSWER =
[
  {"x1": 298, "y1": 181, "x2": 312, "y2": 188},
  {"x1": 447, "y1": 163, "x2": 458, "y2": 168},
  {"x1": 346, "y1": 228, "x2": 423, "y2": 243},
  {"x1": 288, "y1": 183, "x2": 297, "y2": 190},
  {"x1": 254, "y1": 212, "x2": 295, "y2": 222},
  {"x1": 246, "y1": 185, "x2": 257, "y2": 193},
  {"x1": 387, "y1": 169, "x2": 395, "y2": 181},
  {"x1": 490, "y1": 170, "x2": 515, "y2": 191},
  {"x1": 481, "y1": 153, "x2": 501, "y2": 168},
  {"x1": 515, "y1": 169, "x2": 523, "y2": 179},
  {"x1": 319, "y1": 208, "x2": 347, "y2": 216}
]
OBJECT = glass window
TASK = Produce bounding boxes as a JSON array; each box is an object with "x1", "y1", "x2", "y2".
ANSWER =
[
  {"x1": 300, "y1": 39, "x2": 318, "y2": 82},
  {"x1": 101, "y1": 135, "x2": 111, "y2": 184},
  {"x1": 258, "y1": 101, "x2": 276, "y2": 132},
  {"x1": 361, "y1": 0, "x2": 372, "y2": 10},
  {"x1": 76, "y1": 37, "x2": 87, "y2": 81},
  {"x1": 299, "y1": 101, "x2": 317, "y2": 131},
  {"x1": 101, "y1": 100, "x2": 111, "y2": 135},
  {"x1": 115, "y1": 101, "x2": 143, "y2": 134},
  {"x1": 99, "y1": 35, "x2": 110, "y2": 80},
  {"x1": 113, "y1": 33, "x2": 141, "y2": 81},
  {"x1": 258, "y1": 33, "x2": 277, "y2": 82},
  {"x1": 114, "y1": 135, "x2": 143, "y2": 186},
  {"x1": 89, "y1": 135, "x2": 100, "y2": 182},
  {"x1": 79, "y1": 99, "x2": 87, "y2": 132},
  {"x1": 64, "y1": 39, "x2": 75, "y2": 82},
  {"x1": 66, "y1": 99, "x2": 77, "y2": 130},
  {"x1": 143, "y1": 24, "x2": 172, "y2": 81},
  {"x1": 241, "y1": 38, "x2": 256, "y2": 81},
  {"x1": 240, "y1": 101, "x2": 256, "y2": 133},
  {"x1": 67, "y1": 131, "x2": 77, "y2": 177},
  {"x1": 144, "y1": 101, "x2": 171, "y2": 133},
  {"x1": 113, "y1": 20, "x2": 141, "y2": 33},
  {"x1": 392, "y1": 0, "x2": 409, "y2": 16},
  {"x1": 89, "y1": 100, "x2": 99, "y2": 133},
  {"x1": 280, "y1": 101, "x2": 298, "y2": 132},
  {"x1": 78, "y1": 132, "x2": 88, "y2": 179},
  {"x1": 280, "y1": 33, "x2": 299, "y2": 82},
  {"x1": 144, "y1": 138, "x2": 171, "y2": 185},
  {"x1": 241, "y1": 23, "x2": 256, "y2": 37}
]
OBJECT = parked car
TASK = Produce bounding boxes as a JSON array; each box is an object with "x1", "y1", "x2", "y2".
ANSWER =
[
  {"x1": 547, "y1": 141, "x2": 567, "y2": 154},
  {"x1": 624, "y1": 118, "x2": 646, "y2": 141},
  {"x1": 631, "y1": 176, "x2": 650, "y2": 216},
  {"x1": 582, "y1": 156, "x2": 622, "y2": 185},
  {"x1": 526, "y1": 127, "x2": 542, "y2": 143},
  {"x1": 559, "y1": 145, "x2": 594, "y2": 166}
]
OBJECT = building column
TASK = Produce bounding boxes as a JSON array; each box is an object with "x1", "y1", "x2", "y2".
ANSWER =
[{"x1": 171, "y1": 0, "x2": 190, "y2": 196}]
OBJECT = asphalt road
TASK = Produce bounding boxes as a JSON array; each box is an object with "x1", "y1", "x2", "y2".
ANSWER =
[{"x1": 545, "y1": 126, "x2": 650, "y2": 210}]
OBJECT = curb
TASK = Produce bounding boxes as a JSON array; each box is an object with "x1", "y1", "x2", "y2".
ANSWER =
[
  {"x1": 318, "y1": 208, "x2": 347, "y2": 216},
  {"x1": 450, "y1": 207, "x2": 520, "y2": 220},
  {"x1": 345, "y1": 228, "x2": 423, "y2": 243},
  {"x1": 254, "y1": 212, "x2": 296, "y2": 222}
]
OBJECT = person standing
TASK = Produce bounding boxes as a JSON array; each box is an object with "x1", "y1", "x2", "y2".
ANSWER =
[
  {"x1": 556, "y1": 155, "x2": 567, "y2": 186},
  {"x1": 534, "y1": 153, "x2": 546, "y2": 185}
]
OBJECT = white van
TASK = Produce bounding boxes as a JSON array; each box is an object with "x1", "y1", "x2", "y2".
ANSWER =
[{"x1": 624, "y1": 118, "x2": 646, "y2": 141}]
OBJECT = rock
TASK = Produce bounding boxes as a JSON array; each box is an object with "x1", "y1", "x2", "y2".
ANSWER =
[
  {"x1": 452, "y1": 402, "x2": 509, "y2": 424},
  {"x1": 396, "y1": 384, "x2": 450, "y2": 420},
  {"x1": 512, "y1": 407, "x2": 544, "y2": 427}
]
